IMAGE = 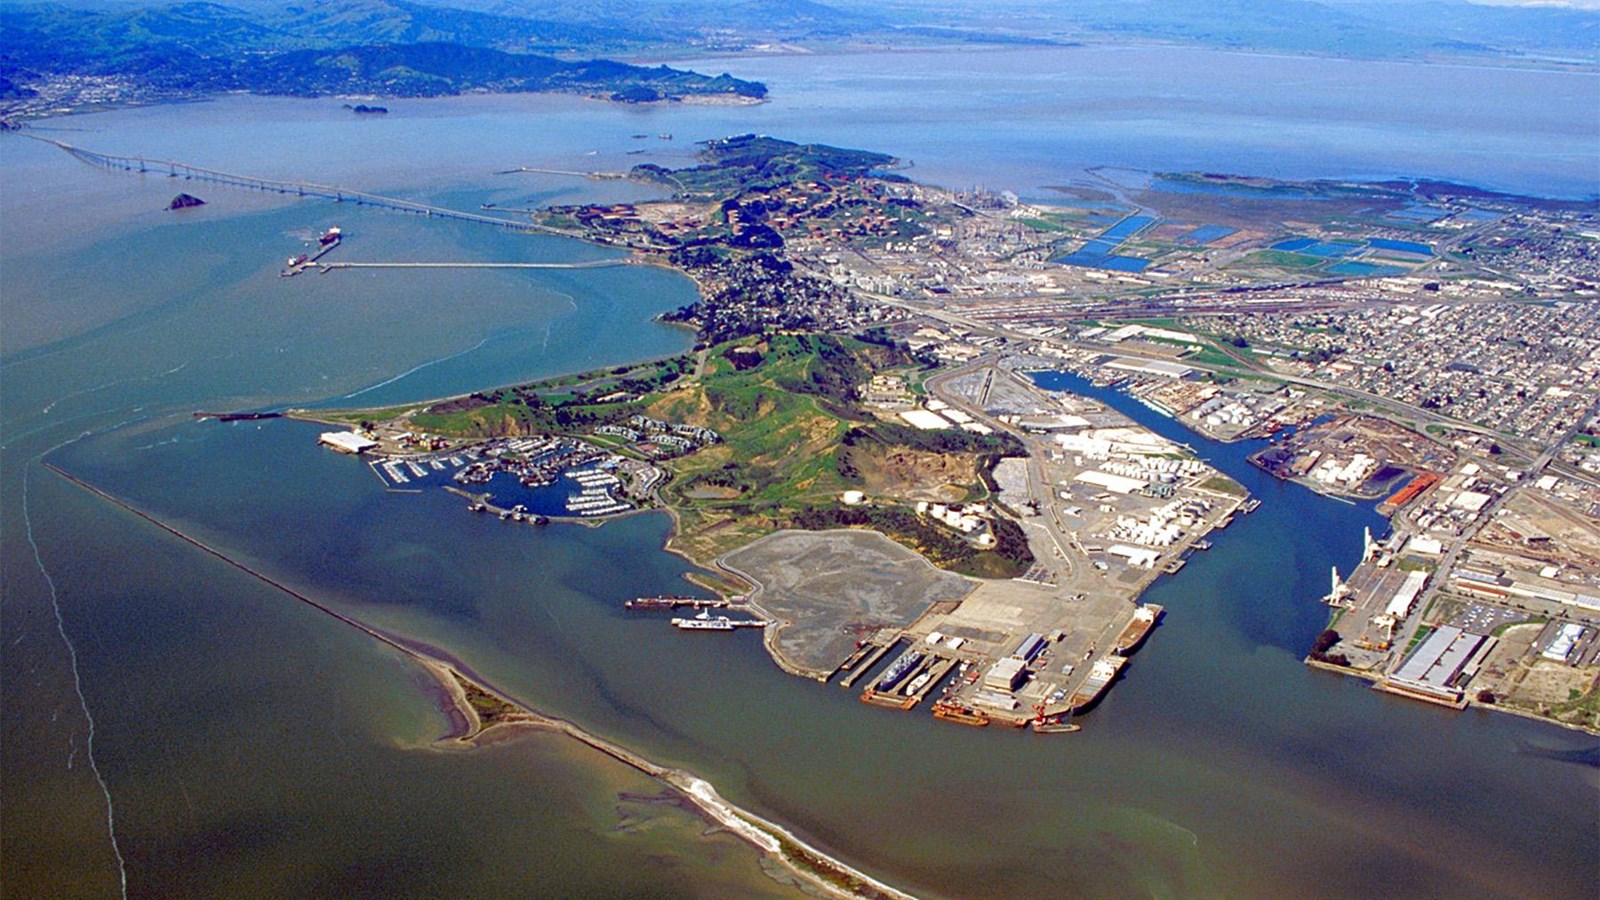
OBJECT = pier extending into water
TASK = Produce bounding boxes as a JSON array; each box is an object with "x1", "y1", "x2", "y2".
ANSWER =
[
  {"x1": 24, "y1": 133, "x2": 571, "y2": 233},
  {"x1": 497, "y1": 166, "x2": 629, "y2": 180},
  {"x1": 316, "y1": 259, "x2": 632, "y2": 271},
  {"x1": 41, "y1": 461, "x2": 910, "y2": 900}
]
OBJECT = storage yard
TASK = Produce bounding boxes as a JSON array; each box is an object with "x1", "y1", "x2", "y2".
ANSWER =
[
  {"x1": 722, "y1": 356, "x2": 1245, "y2": 730},
  {"x1": 1311, "y1": 444, "x2": 1600, "y2": 732}
]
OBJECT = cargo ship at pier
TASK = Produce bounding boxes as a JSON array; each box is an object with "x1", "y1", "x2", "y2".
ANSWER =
[
  {"x1": 281, "y1": 226, "x2": 344, "y2": 276},
  {"x1": 1112, "y1": 604, "x2": 1163, "y2": 655},
  {"x1": 1068, "y1": 656, "x2": 1127, "y2": 711},
  {"x1": 627, "y1": 596, "x2": 725, "y2": 610}
]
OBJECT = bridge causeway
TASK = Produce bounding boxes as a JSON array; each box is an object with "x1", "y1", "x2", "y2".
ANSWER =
[{"x1": 23, "y1": 133, "x2": 569, "y2": 233}]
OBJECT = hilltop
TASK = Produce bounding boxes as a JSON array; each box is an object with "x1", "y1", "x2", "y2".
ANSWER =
[{"x1": 319, "y1": 332, "x2": 1036, "y2": 580}]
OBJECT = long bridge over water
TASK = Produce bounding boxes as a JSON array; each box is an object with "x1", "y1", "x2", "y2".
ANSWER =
[{"x1": 23, "y1": 133, "x2": 576, "y2": 234}]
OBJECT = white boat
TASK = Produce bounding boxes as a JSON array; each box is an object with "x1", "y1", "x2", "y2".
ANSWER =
[
  {"x1": 904, "y1": 670, "x2": 933, "y2": 696},
  {"x1": 672, "y1": 612, "x2": 735, "y2": 631}
]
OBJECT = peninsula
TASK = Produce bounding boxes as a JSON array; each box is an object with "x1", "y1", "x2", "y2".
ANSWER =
[
  {"x1": 296, "y1": 130, "x2": 1598, "y2": 735},
  {"x1": 293, "y1": 135, "x2": 1260, "y2": 732}
]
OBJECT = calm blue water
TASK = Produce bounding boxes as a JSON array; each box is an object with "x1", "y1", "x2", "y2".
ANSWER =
[
  {"x1": 1368, "y1": 238, "x2": 1434, "y2": 255},
  {"x1": 1302, "y1": 241, "x2": 1365, "y2": 258},
  {"x1": 1101, "y1": 214, "x2": 1159, "y2": 241},
  {"x1": 682, "y1": 46, "x2": 1600, "y2": 200},
  {"x1": 1182, "y1": 224, "x2": 1237, "y2": 244},
  {"x1": 1329, "y1": 260, "x2": 1409, "y2": 277}
]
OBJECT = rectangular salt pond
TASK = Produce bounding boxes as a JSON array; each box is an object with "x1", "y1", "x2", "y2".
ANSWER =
[
  {"x1": 1327, "y1": 261, "x2": 1407, "y2": 277},
  {"x1": 1180, "y1": 225, "x2": 1236, "y2": 245},
  {"x1": 1053, "y1": 251, "x2": 1151, "y2": 272},
  {"x1": 1367, "y1": 238, "x2": 1433, "y2": 256},
  {"x1": 1301, "y1": 241, "x2": 1364, "y2": 258},
  {"x1": 1100, "y1": 214, "x2": 1157, "y2": 241}
]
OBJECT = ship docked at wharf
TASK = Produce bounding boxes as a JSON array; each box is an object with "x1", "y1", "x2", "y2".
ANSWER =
[
  {"x1": 627, "y1": 596, "x2": 729, "y2": 611},
  {"x1": 1113, "y1": 604, "x2": 1163, "y2": 655},
  {"x1": 669, "y1": 610, "x2": 768, "y2": 631},
  {"x1": 280, "y1": 226, "x2": 342, "y2": 276}
]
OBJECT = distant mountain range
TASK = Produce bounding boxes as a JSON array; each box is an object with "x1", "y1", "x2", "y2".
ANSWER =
[
  {"x1": 828, "y1": 0, "x2": 1600, "y2": 61},
  {"x1": 2, "y1": 0, "x2": 1592, "y2": 114},
  {"x1": 0, "y1": 0, "x2": 772, "y2": 110}
]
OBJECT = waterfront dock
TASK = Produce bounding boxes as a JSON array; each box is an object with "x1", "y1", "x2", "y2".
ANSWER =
[
  {"x1": 838, "y1": 642, "x2": 894, "y2": 689},
  {"x1": 281, "y1": 233, "x2": 343, "y2": 277},
  {"x1": 627, "y1": 596, "x2": 728, "y2": 611},
  {"x1": 313, "y1": 259, "x2": 631, "y2": 272}
]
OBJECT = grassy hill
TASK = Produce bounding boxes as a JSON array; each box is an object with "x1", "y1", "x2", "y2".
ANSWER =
[{"x1": 337, "y1": 333, "x2": 1034, "y2": 577}]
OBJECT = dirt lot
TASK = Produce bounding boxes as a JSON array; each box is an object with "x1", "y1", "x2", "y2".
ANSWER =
[{"x1": 720, "y1": 529, "x2": 975, "y2": 675}]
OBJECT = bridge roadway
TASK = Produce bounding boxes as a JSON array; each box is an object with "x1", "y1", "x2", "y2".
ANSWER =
[{"x1": 24, "y1": 133, "x2": 576, "y2": 234}]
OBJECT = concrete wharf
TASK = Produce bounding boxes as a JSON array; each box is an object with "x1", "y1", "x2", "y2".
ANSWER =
[
  {"x1": 627, "y1": 597, "x2": 728, "y2": 611},
  {"x1": 499, "y1": 166, "x2": 628, "y2": 180},
  {"x1": 315, "y1": 260, "x2": 631, "y2": 271},
  {"x1": 838, "y1": 642, "x2": 894, "y2": 689}
]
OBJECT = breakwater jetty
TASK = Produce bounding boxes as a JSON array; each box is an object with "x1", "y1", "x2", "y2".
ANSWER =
[{"x1": 41, "y1": 460, "x2": 911, "y2": 900}]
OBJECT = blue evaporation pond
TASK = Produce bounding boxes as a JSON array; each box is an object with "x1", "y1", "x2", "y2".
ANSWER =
[
  {"x1": 1455, "y1": 208, "x2": 1503, "y2": 224},
  {"x1": 1272, "y1": 237, "x2": 1317, "y2": 252},
  {"x1": 1327, "y1": 261, "x2": 1407, "y2": 277},
  {"x1": 1180, "y1": 224, "x2": 1236, "y2": 245},
  {"x1": 1384, "y1": 205, "x2": 1448, "y2": 223},
  {"x1": 1100, "y1": 215, "x2": 1157, "y2": 242},
  {"x1": 1053, "y1": 251, "x2": 1109, "y2": 267},
  {"x1": 1101, "y1": 255, "x2": 1151, "y2": 272},
  {"x1": 1300, "y1": 241, "x2": 1364, "y2": 258},
  {"x1": 1367, "y1": 238, "x2": 1433, "y2": 256},
  {"x1": 1052, "y1": 252, "x2": 1150, "y2": 272}
]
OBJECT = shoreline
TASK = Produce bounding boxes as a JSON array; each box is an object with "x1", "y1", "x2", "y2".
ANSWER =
[
  {"x1": 40, "y1": 459, "x2": 916, "y2": 900},
  {"x1": 1304, "y1": 655, "x2": 1600, "y2": 737}
]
